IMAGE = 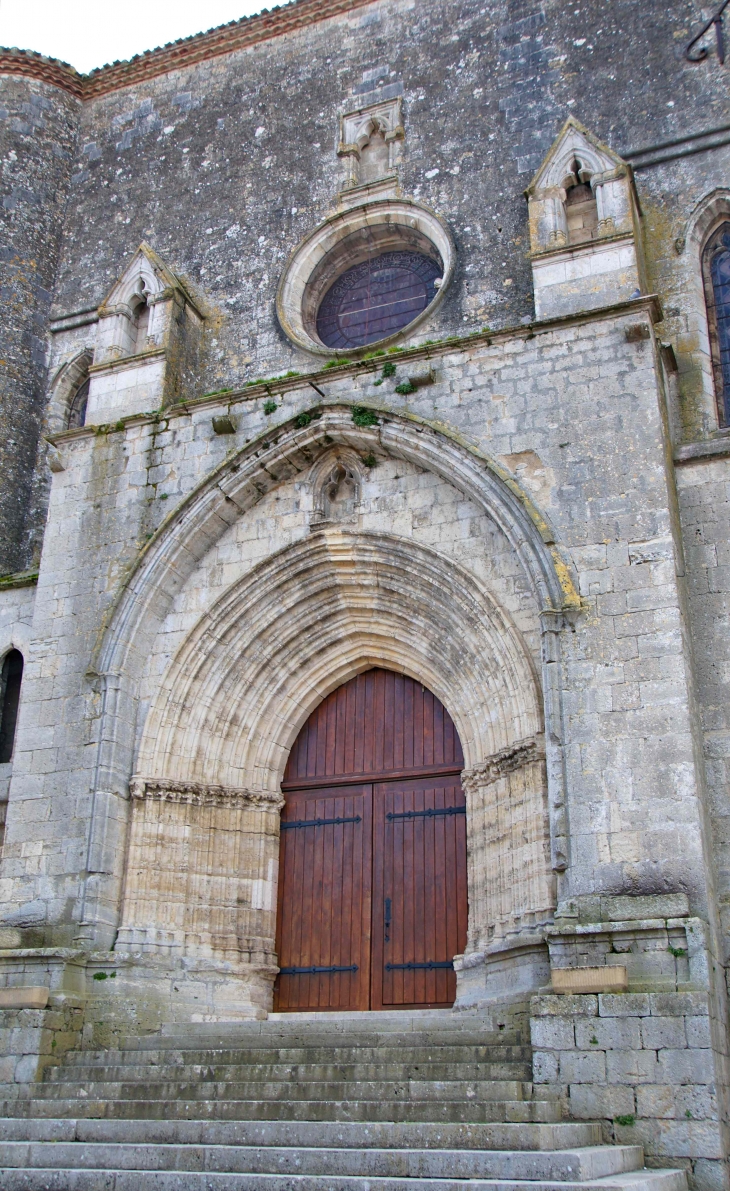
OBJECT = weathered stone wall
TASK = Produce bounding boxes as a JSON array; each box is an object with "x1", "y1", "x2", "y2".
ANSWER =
[
  {"x1": 675, "y1": 456, "x2": 730, "y2": 993},
  {"x1": 45, "y1": 0, "x2": 730, "y2": 385},
  {"x1": 0, "y1": 75, "x2": 78, "y2": 574},
  {"x1": 532, "y1": 991, "x2": 725, "y2": 1191},
  {"x1": 0, "y1": 304, "x2": 708, "y2": 958}
]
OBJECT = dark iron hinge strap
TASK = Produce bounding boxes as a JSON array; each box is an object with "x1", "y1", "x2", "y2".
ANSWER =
[
  {"x1": 279, "y1": 964, "x2": 358, "y2": 975},
  {"x1": 386, "y1": 806, "x2": 466, "y2": 821},
  {"x1": 385, "y1": 960, "x2": 454, "y2": 971},
  {"x1": 281, "y1": 815, "x2": 362, "y2": 830}
]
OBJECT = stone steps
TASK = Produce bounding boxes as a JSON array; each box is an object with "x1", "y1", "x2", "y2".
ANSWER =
[
  {"x1": 0, "y1": 1010, "x2": 687, "y2": 1190},
  {"x1": 44, "y1": 1062, "x2": 534, "y2": 1083},
  {"x1": 0, "y1": 1169, "x2": 690, "y2": 1191},
  {"x1": 0, "y1": 1118, "x2": 687, "y2": 1191},
  {"x1": 0, "y1": 1119, "x2": 606, "y2": 1150},
  {"x1": 60, "y1": 1045, "x2": 532, "y2": 1066},
  {"x1": 0, "y1": 1096, "x2": 564, "y2": 1123},
  {"x1": 122, "y1": 1033, "x2": 526, "y2": 1052},
  {"x1": 0, "y1": 1140, "x2": 651, "y2": 1179},
  {"x1": 0, "y1": 1120, "x2": 682, "y2": 1191},
  {"x1": 30, "y1": 1077, "x2": 533, "y2": 1102}
]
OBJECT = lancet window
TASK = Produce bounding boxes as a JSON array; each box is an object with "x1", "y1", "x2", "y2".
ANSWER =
[
  {"x1": 703, "y1": 221, "x2": 730, "y2": 424},
  {"x1": 0, "y1": 650, "x2": 23, "y2": 764}
]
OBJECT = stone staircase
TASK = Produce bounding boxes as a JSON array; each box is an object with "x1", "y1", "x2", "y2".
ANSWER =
[{"x1": 0, "y1": 1008, "x2": 688, "y2": 1190}]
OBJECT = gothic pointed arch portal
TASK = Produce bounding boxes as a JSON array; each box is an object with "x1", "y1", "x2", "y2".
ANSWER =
[{"x1": 275, "y1": 667, "x2": 468, "y2": 1012}]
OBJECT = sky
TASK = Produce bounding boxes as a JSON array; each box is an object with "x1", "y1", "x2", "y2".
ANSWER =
[{"x1": 0, "y1": 0, "x2": 293, "y2": 73}]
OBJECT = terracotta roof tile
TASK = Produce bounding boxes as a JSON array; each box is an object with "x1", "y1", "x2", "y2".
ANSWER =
[{"x1": 0, "y1": 0, "x2": 374, "y2": 101}]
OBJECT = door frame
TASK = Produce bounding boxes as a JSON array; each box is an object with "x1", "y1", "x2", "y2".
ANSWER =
[{"x1": 275, "y1": 760, "x2": 467, "y2": 1012}]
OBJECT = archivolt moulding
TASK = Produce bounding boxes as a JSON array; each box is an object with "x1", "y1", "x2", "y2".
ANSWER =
[
  {"x1": 128, "y1": 530, "x2": 552, "y2": 965},
  {"x1": 275, "y1": 198, "x2": 456, "y2": 357},
  {"x1": 676, "y1": 188, "x2": 730, "y2": 255},
  {"x1": 135, "y1": 528, "x2": 542, "y2": 789},
  {"x1": 93, "y1": 405, "x2": 579, "y2": 689},
  {"x1": 78, "y1": 406, "x2": 578, "y2": 946}
]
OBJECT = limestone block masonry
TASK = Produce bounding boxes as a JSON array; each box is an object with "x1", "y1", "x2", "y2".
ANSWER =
[{"x1": 0, "y1": 0, "x2": 728, "y2": 1187}]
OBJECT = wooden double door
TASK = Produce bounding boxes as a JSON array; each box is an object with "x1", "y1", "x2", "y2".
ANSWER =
[{"x1": 274, "y1": 669, "x2": 468, "y2": 1011}]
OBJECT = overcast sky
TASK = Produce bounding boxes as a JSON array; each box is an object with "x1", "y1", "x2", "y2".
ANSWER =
[{"x1": 0, "y1": 1, "x2": 292, "y2": 73}]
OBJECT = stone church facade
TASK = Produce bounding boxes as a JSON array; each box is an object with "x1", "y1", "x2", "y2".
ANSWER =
[{"x1": 0, "y1": 0, "x2": 730, "y2": 1185}]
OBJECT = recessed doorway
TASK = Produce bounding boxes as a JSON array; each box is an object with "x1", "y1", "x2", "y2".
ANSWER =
[{"x1": 274, "y1": 668, "x2": 468, "y2": 1011}]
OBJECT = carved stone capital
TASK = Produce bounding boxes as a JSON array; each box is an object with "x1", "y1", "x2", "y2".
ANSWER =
[
  {"x1": 461, "y1": 737, "x2": 545, "y2": 796},
  {"x1": 129, "y1": 776, "x2": 284, "y2": 812}
]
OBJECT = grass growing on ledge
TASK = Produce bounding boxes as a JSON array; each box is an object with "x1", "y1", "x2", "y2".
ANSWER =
[{"x1": 351, "y1": 406, "x2": 379, "y2": 428}]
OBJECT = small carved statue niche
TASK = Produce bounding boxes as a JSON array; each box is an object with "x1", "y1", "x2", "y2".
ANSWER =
[
  {"x1": 338, "y1": 99, "x2": 405, "y2": 191},
  {"x1": 131, "y1": 282, "x2": 152, "y2": 353},
  {"x1": 359, "y1": 122, "x2": 392, "y2": 184},
  {"x1": 563, "y1": 159, "x2": 598, "y2": 245},
  {"x1": 311, "y1": 450, "x2": 364, "y2": 524},
  {"x1": 324, "y1": 460, "x2": 359, "y2": 519}
]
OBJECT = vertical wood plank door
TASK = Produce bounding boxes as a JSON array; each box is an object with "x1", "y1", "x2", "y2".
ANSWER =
[{"x1": 274, "y1": 669, "x2": 468, "y2": 1011}]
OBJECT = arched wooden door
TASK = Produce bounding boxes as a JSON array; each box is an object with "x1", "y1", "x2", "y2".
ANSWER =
[{"x1": 274, "y1": 668, "x2": 468, "y2": 1011}]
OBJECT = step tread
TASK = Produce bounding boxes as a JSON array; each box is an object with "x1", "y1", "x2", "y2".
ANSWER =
[
  {"x1": 0, "y1": 1098, "x2": 563, "y2": 1123},
  {"x1": 0, "y1": 1141, "x2": 647, "y2": 1180},
  {"x1": 46, "y1": 1064, "x2": 533, "y2": 1081},
  {"x1": 0, "y1": 1164, "x2": 689, "y2": 1191},
  {"x1": 125, "y1": 1033, "x2": 524, "y2": 1050},
  {"x1": 33, "y1": 1078, "x2": 530, "y2": 1097},
  {"x1": 0, "y1": 1118, "x2": 601, "y2": 1150}
]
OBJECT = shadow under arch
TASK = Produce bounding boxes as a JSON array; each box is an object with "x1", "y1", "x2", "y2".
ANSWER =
[{"x1": 78, "y1": 405, "x2": 579, "y2": 962}]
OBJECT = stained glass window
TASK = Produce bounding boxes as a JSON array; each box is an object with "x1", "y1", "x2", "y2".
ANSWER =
[
  {"x1": 317, "y1": 251, "x2": 441, "y2": 350},
  {"x1": 704, "y1": 223, "x2": 730, "y2": 425}
]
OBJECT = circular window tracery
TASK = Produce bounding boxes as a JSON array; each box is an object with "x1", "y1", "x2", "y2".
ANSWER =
[
  {"x1": 276, "y1": 199, "x2": 455, "y2": 358},
  {"x1": 316, "y1": 251, "x2": 441, "y2": 349}
]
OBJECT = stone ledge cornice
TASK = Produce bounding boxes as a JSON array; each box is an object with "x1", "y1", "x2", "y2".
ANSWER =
[
  {"x1": 88, "y1": 348, "x2": 166, "y2": 377},
  {"x1": 674, "y1": 435, "x2": 730, "y2": 465},
  {"x1": 45, "y1": 294, "x2": 664, "y2": 448},
  {"x1": 129, "y1": 776, "x2": 284, "y2": 811},
  {"x1": 1, "y1": 1, "x2": 376, "y2": 102}
]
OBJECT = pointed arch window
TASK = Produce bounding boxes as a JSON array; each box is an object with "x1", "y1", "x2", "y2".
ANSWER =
[
  {"x1": 132, "y1": 298, "x2": 150, "y2": 353},
  {"x1": 0, "y1": 650, "x2": 23, "y2": 764},
  {"x1": 703, "y1": 222, "x2": 730, "y2": 424},
  {"x1": 67, "y1": 375, "x2": 90, "y2": 429}
]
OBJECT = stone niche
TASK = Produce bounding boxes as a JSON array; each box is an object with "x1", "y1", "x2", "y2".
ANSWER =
[
  {"x1": 86, "y1": 243, "x2": 205, "y2": 424},
  {"x1": 337, "y1": 96, "x2": 405, "y2": 192},
  {"x1": 525, "y1": 118, "x2": 647, "y2": 320}
]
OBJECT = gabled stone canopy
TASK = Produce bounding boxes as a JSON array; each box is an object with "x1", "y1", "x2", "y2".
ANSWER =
[
  {"x1": 88, "y1": 244, "x2": 206, "y2": 422},
  {"x1": 525, "y1": 118, "x2": 645, "y2": 319},
  {"x1": 97, "y1": 243, "x2": 190, "y2": 316},
  {"x1": 526, "y1": 117, "x2": 627, "y2": 198}
]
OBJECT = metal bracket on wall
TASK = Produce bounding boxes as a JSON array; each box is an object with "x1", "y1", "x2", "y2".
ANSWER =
[{"x1": 685, "y1": 0, "x2": 729, "y2": 64}]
